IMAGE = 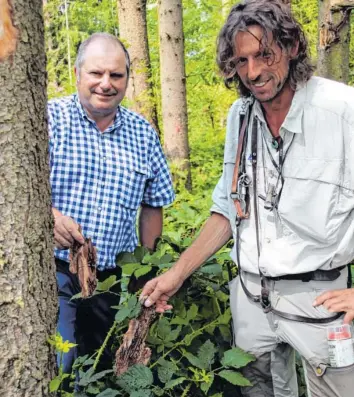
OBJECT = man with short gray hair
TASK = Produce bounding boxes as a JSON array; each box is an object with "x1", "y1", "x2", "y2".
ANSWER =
[{"x1": 48, "y1": 33, "x2": 174, "y2": 380}]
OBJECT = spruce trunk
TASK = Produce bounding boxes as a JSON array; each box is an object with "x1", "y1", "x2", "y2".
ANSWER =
[
  {"x1": 0, "y1": 1, "x2": 57, "y2": 396},
  {"x1": 158, "y1": 0, "x2": 191, "y2": 190},
  {"x1": 117, "y1": 0, "x2": 160, "y2": 133},
  {"x1": 318, "y1": 0, "x2": 353, "y2": 82}
]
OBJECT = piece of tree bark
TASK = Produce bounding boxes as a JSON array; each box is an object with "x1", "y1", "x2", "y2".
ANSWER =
[
  {"x1": 158, "y1": 0, "x2": 192, "y2": 191},
  {"x1": 115, "y1": 306, "x2": 156, "y2": 375},
  {"x1": 70, "y1": 234, "x2": 97, "y2": 298},
  {"x1": 317, "y1": 0, "x2": 354, "y2": 82},
  {"x1": 117, "y1": 0, "x2": 160, "y2": 134},
  {"x1": 0, "y1": 0, "x2": 57, "y2": 395}
]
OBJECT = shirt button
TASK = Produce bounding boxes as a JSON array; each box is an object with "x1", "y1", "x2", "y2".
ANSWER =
[
  {"x1": 265, "y1": 238, "x2": 271, "y2": 244},
  {"x1": 103, "y1": 156, "x2": 107, "y2": 161},
  {"x1": 98, "y1": 206, "x2": 102, "y2": 212}
]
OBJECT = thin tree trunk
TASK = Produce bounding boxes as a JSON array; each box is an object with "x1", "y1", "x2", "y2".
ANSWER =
[
  {"x1": 158, "y1": 0, "x2": 192, "y2": 190},
  {"x1": 117, "y1": 0, "x2": 160, "y2": 133},
  {"x1": 318, "y1": 0, "x2": 354, "y2": 83},
  {"x1": 222, "y1": 0, "x2": 229, "y2": 20},
  {"x1": 0, "y1": 1, "x2": 57, "y2": 396}
]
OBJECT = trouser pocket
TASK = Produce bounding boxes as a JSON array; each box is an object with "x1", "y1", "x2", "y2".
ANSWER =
[{"x1": 304, "y1": 361, "x2": 354, "y2": 397}]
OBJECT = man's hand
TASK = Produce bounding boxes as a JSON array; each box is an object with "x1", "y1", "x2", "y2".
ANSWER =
[
  {"x1": 313, "y1": 288, "x2": 354, "y2": 324},
  {"x1": 141, "y1": 268, "x2": 185, "y2": 313},
  {"x1": 53, "y1": 208, "x2": 85, "y2": 249}
]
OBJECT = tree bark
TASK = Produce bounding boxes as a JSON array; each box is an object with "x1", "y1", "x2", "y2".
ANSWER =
[
  {"x1": 317, "y1": 0, "x2": 354, "y2": 82},
  {"x1": 0, "y1": 1, "x2": 57, "y2": 396},
  {"x1": 117, "y1": 0, "x2": 160, "y2": 133},
  {"x1": 158, "y1": 0, "x2": 192, "y2": 190}
]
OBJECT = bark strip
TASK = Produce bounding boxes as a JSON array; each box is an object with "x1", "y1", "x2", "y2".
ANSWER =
[
  {"x1": 70, "y1": 232, "x2": 98, "y2": 298},
  {"x1": 115, "y1": 306, "x2": 156, "y2": 375}
]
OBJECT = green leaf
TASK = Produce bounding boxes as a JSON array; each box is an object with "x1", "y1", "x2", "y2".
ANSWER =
[
  {"x1": 134, "y1": 246, "x2": 148, "y2": 262},
  {"x1": 86, "y1": 385, "x2": 101, "y2": 394},
  {"x1": 217, "y1": 370, "x2": 252, "y2": 387},
  {"x1": 121, "y1": 263, "x2": 141, "y2": 276},
  {"x1": 130, "y1": 301, "x2": 142, "y2": 318},
  {"x1": 157, "y1": 359, "x2": 177, "y2": 384},
  {"x1": 221, "y1": 348, "x2": 256, "y2": 369},
  {"x1": 134, "y1": 265, "x2": 153, "y2": 278},
  {"x1": 199, "y1": 263, "x2": 223, "y2": 275},
  {"x1": 78, "y1": 369, "x2": 113, "y2": 387},
  {"x1": 96, "y1": 389, "x2": 121, "y2": 397},
  {"x1": 115, "y1": 307, "x2": 132, "y2": 323},
  {"x1": 116, "y1": 252, "x2": 136, "y2": 265},
  {"x1": 197, "y1": 340, "x2": 216, "y2": 369},
  {"x1": 165, "y1": 325, "x2": 181, "y2": 342},
  {"x1": 157, "y1": 317, "x2": 171, "y2": 340},
  {"x1": 186, "y1": 304, "x2": 199, "y2": 321},
  {"x1": 127, "y1": 295, "x2": 138, "y2": 309},
  {"x1": 201, "y1": 373, "x2": 214, "y2": 394},
  {"x1": 130, "y1": 390, "x2": 152, "y2": 397},
  {"x1": 152, "y1": 386, "x2": 164, "y2": 396},
  {"x1": 96, "y1": 275, "x2": 118, "y2": 291},
  {"x1": 183, "y1": 351, "x2": 205, "y2": 369},
  {"x1": 117, "y1": 364, "x2": 154, "y2": 392},
  {"x1": 159, "y1": 253, "x2": 174, "y2": 264},
  {"x1": 164, "y1": 377, "x2": 186, "y2": 390},
  {"x1": 49, "y1": 376, "x2": 61, "y2": 392}
]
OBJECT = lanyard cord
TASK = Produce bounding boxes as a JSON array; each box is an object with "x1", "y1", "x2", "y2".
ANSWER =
[{"x1": 234, "y1": 110, "x2": 344, "y2": 324}]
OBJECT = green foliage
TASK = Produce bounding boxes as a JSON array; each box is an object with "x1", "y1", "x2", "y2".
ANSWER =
[{"x1": 52, "y1": 239, "x2": 251, "y2": 396}]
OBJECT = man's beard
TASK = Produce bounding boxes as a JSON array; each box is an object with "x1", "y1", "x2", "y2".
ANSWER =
[{"x1": 257, "y1": 70, "x2": 290, "y2": 103}]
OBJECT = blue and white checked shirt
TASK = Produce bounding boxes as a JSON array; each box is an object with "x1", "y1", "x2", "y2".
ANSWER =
[{"x1": 48, "y1": 94, "x2": 175, "y2": 270}]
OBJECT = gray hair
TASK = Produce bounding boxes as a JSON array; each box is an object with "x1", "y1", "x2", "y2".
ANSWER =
[
  {"x1": 75, "y1": 33, "x2": 131, "y2": 78},
  {"x1": 217, "y1": 0, "x2": 315, "y2": 97}
]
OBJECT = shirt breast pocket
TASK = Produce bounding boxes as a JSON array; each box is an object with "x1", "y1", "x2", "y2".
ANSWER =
[
  {"x1": 115, "y1": 166, "x2": 148, "y2": 210},
  {"x1": 278, "y1": 158, "x2": 342, "y2": 243}
]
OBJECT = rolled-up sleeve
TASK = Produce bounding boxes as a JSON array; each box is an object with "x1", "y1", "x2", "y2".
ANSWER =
[
  {"x1": 210, "y1": 167, "x2": 230, "y2": 220},
  {"x1": 142, "y1": 132, "x2": 175, "y2": 207}
]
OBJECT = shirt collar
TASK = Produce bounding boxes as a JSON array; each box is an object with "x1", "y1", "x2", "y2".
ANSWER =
[
  {"x1": 74, "y1": 94, "x2": 123, "y2": 133},
  {"x1": 253, "y1": 82, "x2": 307, "y2": 135}
]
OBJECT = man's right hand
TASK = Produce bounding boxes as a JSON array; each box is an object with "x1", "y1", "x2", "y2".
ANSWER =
[
  {"x1": 53, "y1": 208, "x2": 85, "y2": 249},
  {"x1": 141, "y1": 268, "x2": 185, "y2": 313}
]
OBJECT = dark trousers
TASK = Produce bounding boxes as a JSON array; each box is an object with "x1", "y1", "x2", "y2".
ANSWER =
[{"x1": 56, "y1": 258, "x2": 121, "y2": 375}]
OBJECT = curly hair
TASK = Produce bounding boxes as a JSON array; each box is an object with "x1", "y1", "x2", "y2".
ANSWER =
[{"x1": 217, "y1": 0, "x2": 315, "y2": 97}]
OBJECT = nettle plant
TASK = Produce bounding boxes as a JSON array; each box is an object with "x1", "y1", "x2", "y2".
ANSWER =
[{"x1": 52, "y1": 238, "x2": 255, "y2": 397}]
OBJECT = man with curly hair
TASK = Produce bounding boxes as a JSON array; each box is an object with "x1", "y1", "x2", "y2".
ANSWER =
[{"x1": 142, "y1": 1, "x2": 354, "y2": 396}]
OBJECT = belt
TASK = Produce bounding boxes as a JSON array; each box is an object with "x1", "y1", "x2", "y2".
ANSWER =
[{"x1": 268, "y1": 265, "x2": 346, "y2": 283}]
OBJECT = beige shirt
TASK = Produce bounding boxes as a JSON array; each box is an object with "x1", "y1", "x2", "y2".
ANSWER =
[{"x1": 211, "y1": 77, "x2": 354, "y2": 276}]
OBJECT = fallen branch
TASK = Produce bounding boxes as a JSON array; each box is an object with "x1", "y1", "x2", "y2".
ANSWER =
[{"x1": 115, "y1": 306, "x2": 156, "y2": 375}]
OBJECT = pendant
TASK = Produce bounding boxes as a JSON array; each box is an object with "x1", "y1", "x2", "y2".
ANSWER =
[{"x1": 271, "y1": 138, "x2": 279, "y2": 150}]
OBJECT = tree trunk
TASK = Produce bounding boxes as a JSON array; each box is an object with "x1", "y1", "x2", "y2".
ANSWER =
[
  {"x1": 117, "y1": 0, "x2": 160, "y2": 133},
  {"x1": 0, "y1": 1, "x2": 57, "y2": 396},
  {"x1": 158, "y1": 0, "x2": 192, "y2": 190},
  {"x1": 317, "y1": 0, "x2": 353, "y2": 83},
  {"x1": 222, "y1": 0, "x2": 229, "y2": 20}
]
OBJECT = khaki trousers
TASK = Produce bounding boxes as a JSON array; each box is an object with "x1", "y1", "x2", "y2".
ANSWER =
[{"x1": 230, "y1": 269, "x2": 354, "y2": 397}]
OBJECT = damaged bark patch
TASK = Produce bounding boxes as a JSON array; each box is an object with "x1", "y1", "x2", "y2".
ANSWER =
[
  {"x1": 115, "y1": 306, "x2": 156, "y2": 375},
  {"x1": 0, "y1": 0, "x2": 19, "y2": 62}
]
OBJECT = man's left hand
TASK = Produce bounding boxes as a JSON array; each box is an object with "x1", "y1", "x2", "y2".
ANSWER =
[{"x1": 313, "y1": 288, "x2": 354, "y2": 324}]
